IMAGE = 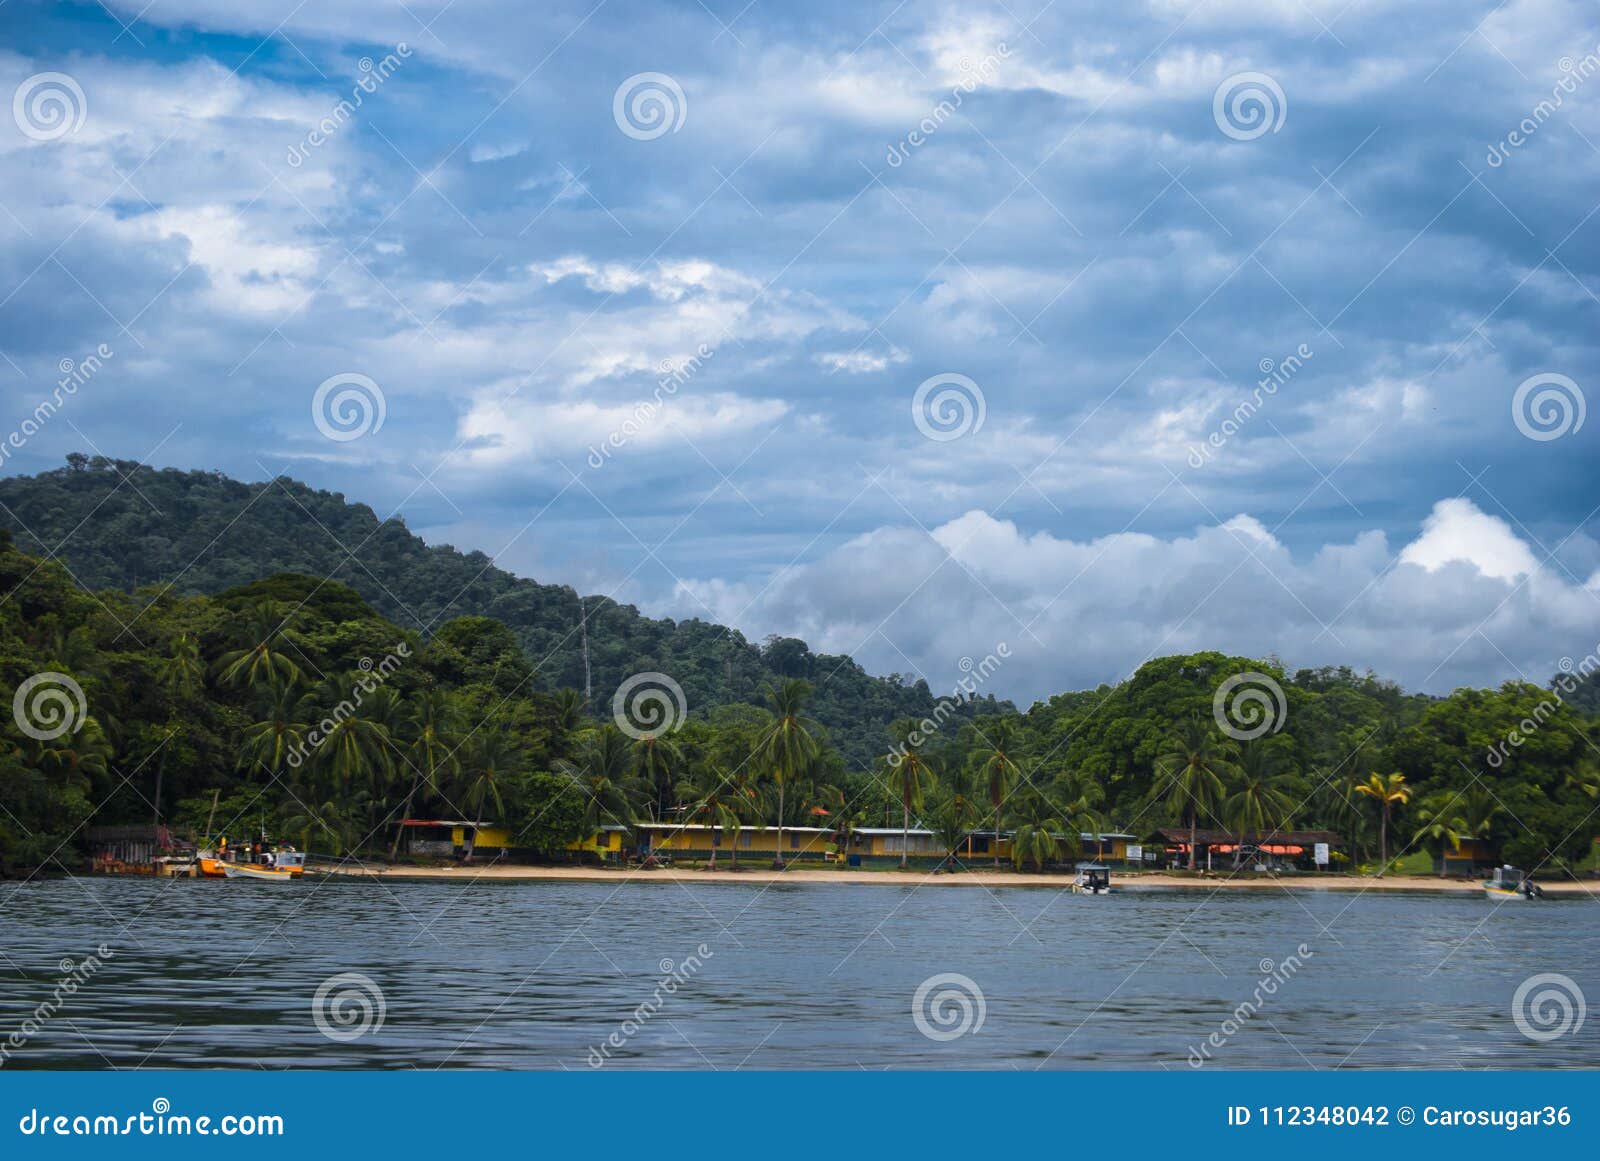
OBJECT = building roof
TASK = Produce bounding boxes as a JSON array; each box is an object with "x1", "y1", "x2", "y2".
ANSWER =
[
  {"x1": 1151, "y1": 827, "x2": 1342, "y2": 845},
  {"x1": 634, "y1": 822, "x2": 833, "y2": 834}
]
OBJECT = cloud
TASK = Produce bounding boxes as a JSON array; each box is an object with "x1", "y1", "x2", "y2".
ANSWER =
[{"x1": 673, "y1": 498, "x2": 1600, "y2": 702}]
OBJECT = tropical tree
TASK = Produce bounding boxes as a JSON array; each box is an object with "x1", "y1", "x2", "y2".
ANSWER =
[
  {"x1": 239, "y1": 681, "x2": 309, "y2": 779},
  {"x1": 160, "y1": 632, "x2": 205, "y2": 699},
  {"x1": 1352, "y1": 772, "x2": 1411, "y2": 876},
  {"x1": 633, "y1": 731, "x2": 685, "y2": 822},
  {"x1": 386, "y1": 688, "x2": 462, "y2": 856},
  {"x1": 459, "y1": 732, "x2": 520, "y2": 861},
  {"x1": 676, "y1": 766, "x2": 749, "y2": 869},
  {"x1": 215, "y1": 603, "x2": 306, "y2": 689},
  {"x1": 1154, "y1": 719, "x2": 1236, "y2": 870},
  {"x1": 753, "y1": 679, "x2": 819, "y2": 867},
  {"x1": 883, "y1": 720, "x2": 939, "y2": 868},
  {"x1": 1412, "y1": 786, "x2": 1500, "y2": 876},
  {"x1": 1222, "y1": 743, "x2": 1296, "y2": 866},
  {"x1": 973, "y1": 717, "x2": 1022, "y2": 868},
  {"x1": 557, "y1": 725, "x2": 644, "y2": 835},
  {"x1": 929, "y1": 765, "x2": 981, "y2": 871}
]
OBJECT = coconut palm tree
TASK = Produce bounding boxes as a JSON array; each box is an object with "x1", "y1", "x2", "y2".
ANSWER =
[
  {"x1": 160, "y1": 632, "x2": 204, "y2": 699},
  {"x1": 1413, "y1": 786, "x2": 1500, "y2": 876},
  {"x1": 753, "y1": 679, "x2": 819, "y2": 867},
  {"x1": 459, "y1": 732, "x2": 519, "y2": 861},
  {"x1": 240, "y1": 681, "x2": 309, "y2": 778},
  {"x1": 1223, "y1": 743, "x2": 1296, "y2": 866},
  {"x1": 1352, "y1": 772, "x2": 1410, "y2": 876},
  {"x1": 310, "y1": 679, "x2": 394, "y2": 804},
  {"x1": 883, "y1": 720, "x2": 939, "y2": 868},
  {"x1": 930, "y1": 767, "x2": 981, "y2": 871},
  {"x1": 675, "y1": 766, "x2": 753, "y2": 869},
  {"x1": 973, "y1": 717, "x2": 1021, "y2": 867},
  {"x1": 1154, "y1": 718, "x2": 1236, "y2": 870},
  {"x1": 558, "y1": 725, "x2": 644, "y2": 835},
  {"x1": 554, "y1": 688, "x2": 586, "y2": 733},
  {"x1": 215, "y1": 603, "x2": 306, "y2": 690},
  {"x1": 385, "y1": 688, "x2": 462, "y2": 857},
  {"x1": 633, "y1": 731, "x2": 685, "y2": 821}
]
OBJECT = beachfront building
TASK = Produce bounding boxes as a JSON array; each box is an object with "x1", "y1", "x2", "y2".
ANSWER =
[
  {"x1": 635, "y1": 822, "x2": 834, "y2": 862},
  {"x1": 393, "y1": 819, "x2": 628, "y2": 862},
  {"x1": 1436, "y1": 836, "x2": 1496, "y2": 877},
  {"x1": 848, "y1": 827, "x2": 946, "y2": 868},
  {"x1": 1151, "y1": 827, "x2": 1343, "y2": 871}
]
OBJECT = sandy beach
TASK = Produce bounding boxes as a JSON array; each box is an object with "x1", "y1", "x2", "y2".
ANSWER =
[{"x1": 307, "y1": 862, "x2": 1600, "y2": 896}]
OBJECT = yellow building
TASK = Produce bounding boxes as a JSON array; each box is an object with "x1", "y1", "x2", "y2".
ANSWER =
[
  {"x1": 395, "y1": 819, "x2": 624, "y2": 861},
  {"x1": 636, "y1": 822, "x2": 833, "y2": 861}
]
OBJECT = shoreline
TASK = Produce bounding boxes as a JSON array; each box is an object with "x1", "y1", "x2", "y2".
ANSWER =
[{"x1": 303, "y1": 863, "x2": 1600, "y2": 896}]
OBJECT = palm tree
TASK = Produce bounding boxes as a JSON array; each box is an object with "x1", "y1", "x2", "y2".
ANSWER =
[
  {"x1": 718, "y1": 763, "x2": 770, "y2": 870},
  {"x1": 215, "y1": 603, "x2": 306, "y2": 690},
  {"x1": 554, "y1": 688, "x2": 586, "y2": 733},
  {"x1": 1154, "y1": 719, "x2": 1236, "y2": 870},
  {"x1": 1223, "y1": 743, "x2": 1295, "y2": 867},
  {"x1": 883, "y1": 720, "x2": 938, "y2": 868},
  {"x1": 676, "y1": 767, "x2": 752, "y2": 869},
  {"x1": 753, "y1": 679, "x2": 819, "y2": 868},
  {"x1": 973, "y1": 717, "x2": 1021, "y2": 867},
  {"x1": 240, "y1": 681, "x2": 309, "y2": 778},
  {"x1": 459, "y1": 733, "x2": 519, "y2": 862},
  {"x1": 1352, "y1": 772, "x2": 1410, "y2": 876},
  {"x1": 633, "y1": 731, "x2": 685, "y2": 821},
  {"x1": 1413, "y1": 786, "x2": 1500, "y2": 876},
  {"x1": 310, "y1": 679, "x2": 394, "y2": 804},
  {"x1": 558, "y1": 725, "x2": 644, "y2": 836},
  {"x1": 930, "y1": 770, "x2": 981, "y2": 871},
  {"x1": 387, "y1": 688, "x2": 461, "y2": 857},
  {"x1": 160, "y1": 632, "x2": 204, "y2": 699}
]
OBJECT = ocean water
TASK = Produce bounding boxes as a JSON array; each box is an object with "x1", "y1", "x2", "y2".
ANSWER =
[{"x1": 0, "y1": 876, "x2": 1595, "y2": 1069}]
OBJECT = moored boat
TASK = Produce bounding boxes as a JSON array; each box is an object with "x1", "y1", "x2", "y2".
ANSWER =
[
  {"x1": 1482, "y1": 864, "x2": 1542, "y2": 900},
  {"x1": 222, "y1": 855, "x2": 304, "y2": 882},
  {"x1": 1073, "y1": 862, "x2": 1112, "y2": 894}
]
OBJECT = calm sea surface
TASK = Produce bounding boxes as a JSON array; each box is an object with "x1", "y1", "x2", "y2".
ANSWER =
[{"x1": 1, "y1": 877, "x2": 1595, "y2": 1070}]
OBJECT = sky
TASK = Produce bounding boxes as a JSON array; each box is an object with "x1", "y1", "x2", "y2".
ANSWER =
[{"x1": 0, "y1": 0, "x2": 1597, "y2": 704}]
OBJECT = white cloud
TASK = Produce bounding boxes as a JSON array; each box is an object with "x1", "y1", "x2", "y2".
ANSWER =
[{"x1": 673, "y1": 498, "x2": 1597, "y2": 702}]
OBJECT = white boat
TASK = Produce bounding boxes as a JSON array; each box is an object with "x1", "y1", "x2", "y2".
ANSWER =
[
  {"x1": 222, "y1": 851, "x2": 305, "y2": 882},
  {"x1": 1482, "y1": 864, "x2": 1542, "y2": 900},
  {"x1": 1073, "y1": 862, "x2": 1111, "y2": 895}
]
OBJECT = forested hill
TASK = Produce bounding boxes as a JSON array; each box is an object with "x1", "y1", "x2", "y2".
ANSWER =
[{"x1": 0, "y1": 457, "x2": 1006, "y2": 766}]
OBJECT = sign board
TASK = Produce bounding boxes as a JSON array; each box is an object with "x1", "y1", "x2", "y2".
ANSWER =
[
  {"x1": 1314, "y1": 842, "x2": 1330, "y2": 867},
  {"x1": 1125, "y1": 844, "x2": 1142, "y2": 862}
]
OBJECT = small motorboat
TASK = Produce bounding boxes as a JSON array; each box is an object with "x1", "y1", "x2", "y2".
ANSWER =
[
  {"x1": 222, "y1": 850, "x2": 305, "y2": 881},
  {"x1": 1482, "y1": 864, "x2": 1542, "y2": 900},
  {"x1": 1073, "y1": 862, "x2": 1112, "y2": 895}
]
